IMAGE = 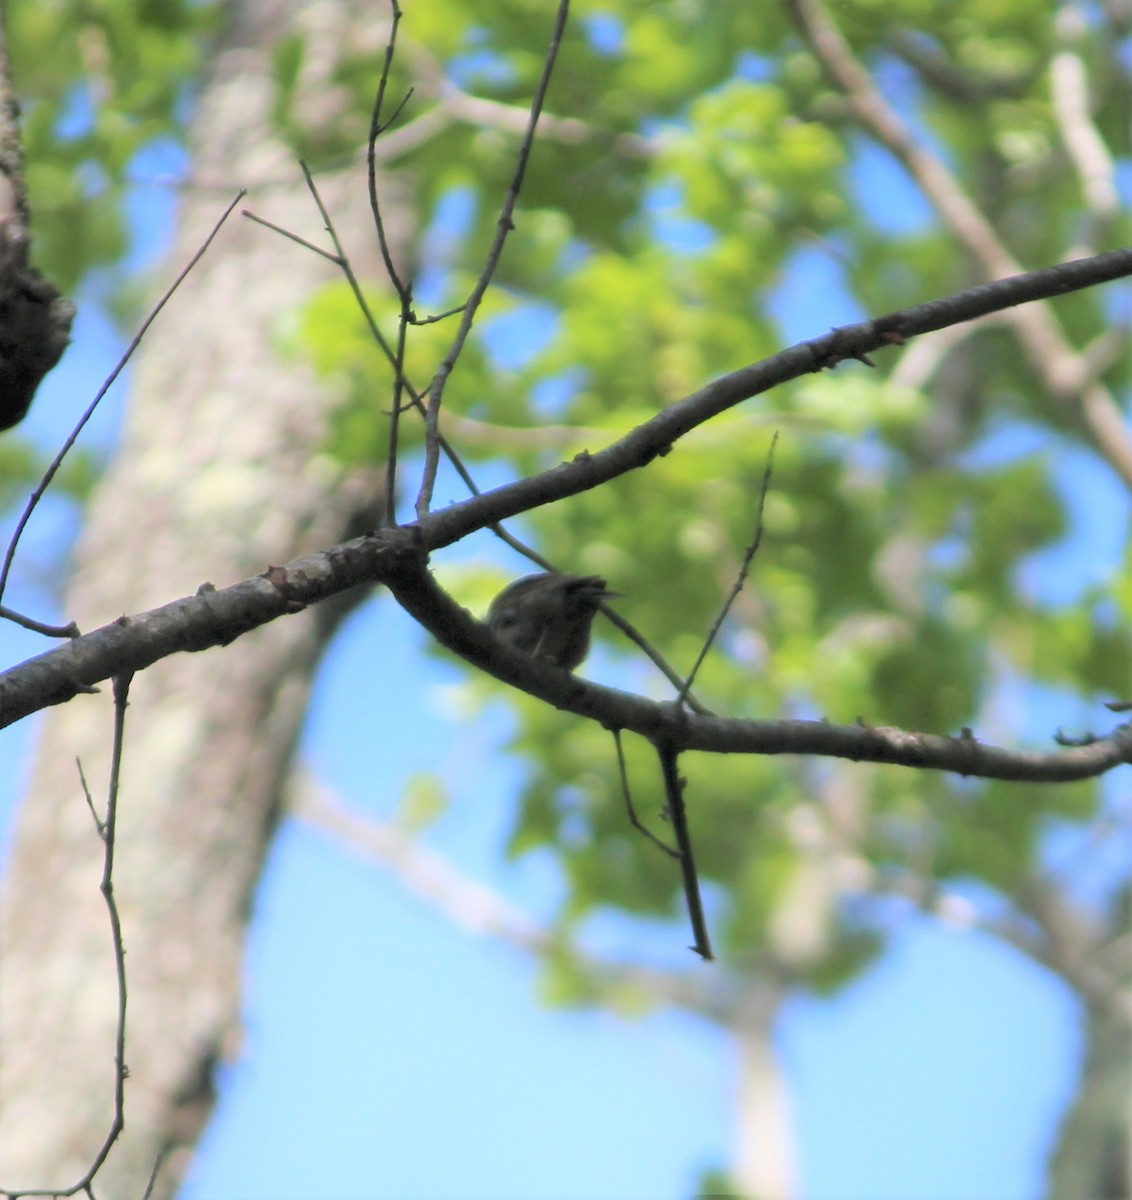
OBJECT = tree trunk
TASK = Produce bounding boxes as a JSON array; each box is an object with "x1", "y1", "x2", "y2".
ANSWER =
[
  {"x1": 732, "y1": 978, "x2": 797, "y2": 1200},
  {"x1": 1047, "y1": 997, "x2": 1131, "y2": 1200},
  {"x1": 0, "y1": 2, "x2": 409, "y2": 1193}
]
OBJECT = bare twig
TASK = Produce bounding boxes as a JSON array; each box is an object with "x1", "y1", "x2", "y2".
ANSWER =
[
  {"x1": 613, "y1": 728, "x2": 679, "y2": 858},
  {"x1": 250, "y1": 163, "x2": 707, "y2": 705},
  {"x1": 2, "y1": 675, "x2": 135, "y2": 1197},
  {"x1": 679, "y1": 433, "x2": 778, "y2": 705},
  {"x1": 78, "y1": 673, "x2": 134, "y2": 1189},
  {"x1": 385, "y1": 294, "x2": 412, "y2": 525},
  {"x1": 241, "y1": 208, "x2": 342, "y2": 265},
  {"x1": 658, "y1": 743, "x2": 713, "y2": 960},
  {"x1": 76, "y1": 756, "x2": 102, "y2": 833},
  {"x1": 365, "y1": 1, "x2": 415, "y2": 524},
  {"x1": 0, "y1": 604, "x2": 79, "y2": 638},
  {"x1": 367, "y1": 0, "x2": 410, "y2": 301},
  {"x1": 140, "y1": 1148, "x2": 169, "y2": 1200},
  {"x1": 415, "y1": 0, "x2": 571, "y2": 518},
  {"x1": 598, "y1": 605, "x2": 714, "y2": 716},
  {"x1": 8, "y1": 252, "x2": 1132, "y2": 783},
  {"x1": 246, "y1": 190, "x2": 549, "y2": 542},
  {"x1": 0, "y1": 192, "x2": 245, "y2": 607}
]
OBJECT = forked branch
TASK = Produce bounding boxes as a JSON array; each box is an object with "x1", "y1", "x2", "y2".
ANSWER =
[{"x1": 3, "y1": 253, "x2": 1132, "y2": 792}]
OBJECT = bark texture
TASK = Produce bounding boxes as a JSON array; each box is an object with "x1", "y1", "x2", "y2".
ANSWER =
[
  {"x1": 0, "y1": 8, "x2": 74, "y2": 430},
  {"x1": 0, "y1": 2, "x2": 409, "y2": 1193}
]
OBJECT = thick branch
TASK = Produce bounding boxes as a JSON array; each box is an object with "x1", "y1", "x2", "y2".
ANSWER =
[
  {"x1": 5, "y1": 528, "x2": 1132, "y2": 785},
  {"x1": 5, "y1": 253, "x2": 1132, "y2": 776}
]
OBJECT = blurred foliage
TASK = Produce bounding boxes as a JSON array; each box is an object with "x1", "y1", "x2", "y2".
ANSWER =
[
  {"x1": 280, "y1": 0, "x2": 1132, "y2": 994},
  {"x1": 9, "y1": 0, "x2": 217, "y2": 291}
]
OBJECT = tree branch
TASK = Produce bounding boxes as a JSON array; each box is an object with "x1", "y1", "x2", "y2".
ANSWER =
[
  {"x1": 5, "y1": 253, "x2": 1132, "y2": 784},
  {"x1": 785, "y1": 0, "x2": 1132, "y2": 487},
  {"x1": 1051, "y1": 7, "x2": 1121, "y2": 236},
  {"x1": 5, "y1": 525, "x2": 1132, "y2": 784}
]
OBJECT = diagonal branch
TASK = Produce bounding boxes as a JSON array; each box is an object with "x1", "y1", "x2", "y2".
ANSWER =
[
  {"x1": 0, "y1": 191, "x2": 245, "y2": 607},
  {"x1": 679, "y1": 433, "x2": 778, "y2": 705},
  {"x1": 5, "y1": 525, "x2": 1132, "y2": 785},
  {"x1": 5, "y1": 254, "x2": 1132, "y2": 785},
  {"x1": 785, "y1": 0, "x2": 1132, "y2": 487}
]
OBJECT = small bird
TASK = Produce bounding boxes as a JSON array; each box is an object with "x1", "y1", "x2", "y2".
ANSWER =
[{"x1": 487, "y1": 572, "x2": 617, "y2": 671}]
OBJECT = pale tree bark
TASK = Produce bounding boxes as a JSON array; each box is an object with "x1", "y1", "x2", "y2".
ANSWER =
[
  {"x1": 731, "y1": 979, "x2": 796, "y2": 1200},
  {"x1": 726, "y1": 793, "x2": 847, "y2": 1200},
  {"x1": 0, "y1": 2, "x2": 411, "y2": 1194}
]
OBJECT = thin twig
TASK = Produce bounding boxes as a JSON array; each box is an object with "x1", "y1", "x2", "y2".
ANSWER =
[
  {"x1": 365, "y1": 0, "x2": 415, "y2": 524},
  {"x1": 613, "y1": 728, "x2": 679, "y2": 858},
  {"x1": 241, "y1": 209, "x2": 342, "y2": 264},
  {"x1": 0, "y1": 192, "x2": 245, "y2": 606},
  {"x1": 77, "y1": 672, "x2": 134, "y2": 1189},
  {"x1": 367, "y1": 0, "x2": 410, "y2": 301},
  {"x1": 658, "y1": 742, "x2": 713, "y2": 961},
  {"x1": 301, "y1": 163, "x2": 400, "y2": 362},
  {"x1": 0, "y1": 603, "x2": 79, "y2": 638},
  {"x1": 5, "y1": 675, "x2": 138, "y2": 1197},
  {"x1": 252, "y1": 166, "x2": 708, "y2": 705},
  {"x1": 247, "y1": 183, "x2": 493, "y2": 515},
  {"x1": 77, "y1": 757, "x2": 102, "y2": 834},
  {"x1": 413, "y1": 302, "x2": 466, "y2": 326},
  {"x1": 386, "y1": 286, "x2": 412, "y2": 526},
  {"x1": 601, "y1": 606, "x2": 714, "y2": 716},
  {"x1": 140, "y1": 1148, "x2": 169, "y2": 1200},
  {"x1": 679, "y1": 433, "x2": 778, "y2": 705},
  {"x1": 415, "y1": 0, "x2": 571, "y2": 518}
]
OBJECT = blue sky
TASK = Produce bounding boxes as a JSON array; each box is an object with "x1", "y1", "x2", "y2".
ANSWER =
[{"x1": 0, "y1": 22, "x2": 1121, "y2": 1200}]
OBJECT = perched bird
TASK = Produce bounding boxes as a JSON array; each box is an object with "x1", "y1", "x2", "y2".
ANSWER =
[{"x1": 487, "y1": 572, "x2": 617, "y2": 671}]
